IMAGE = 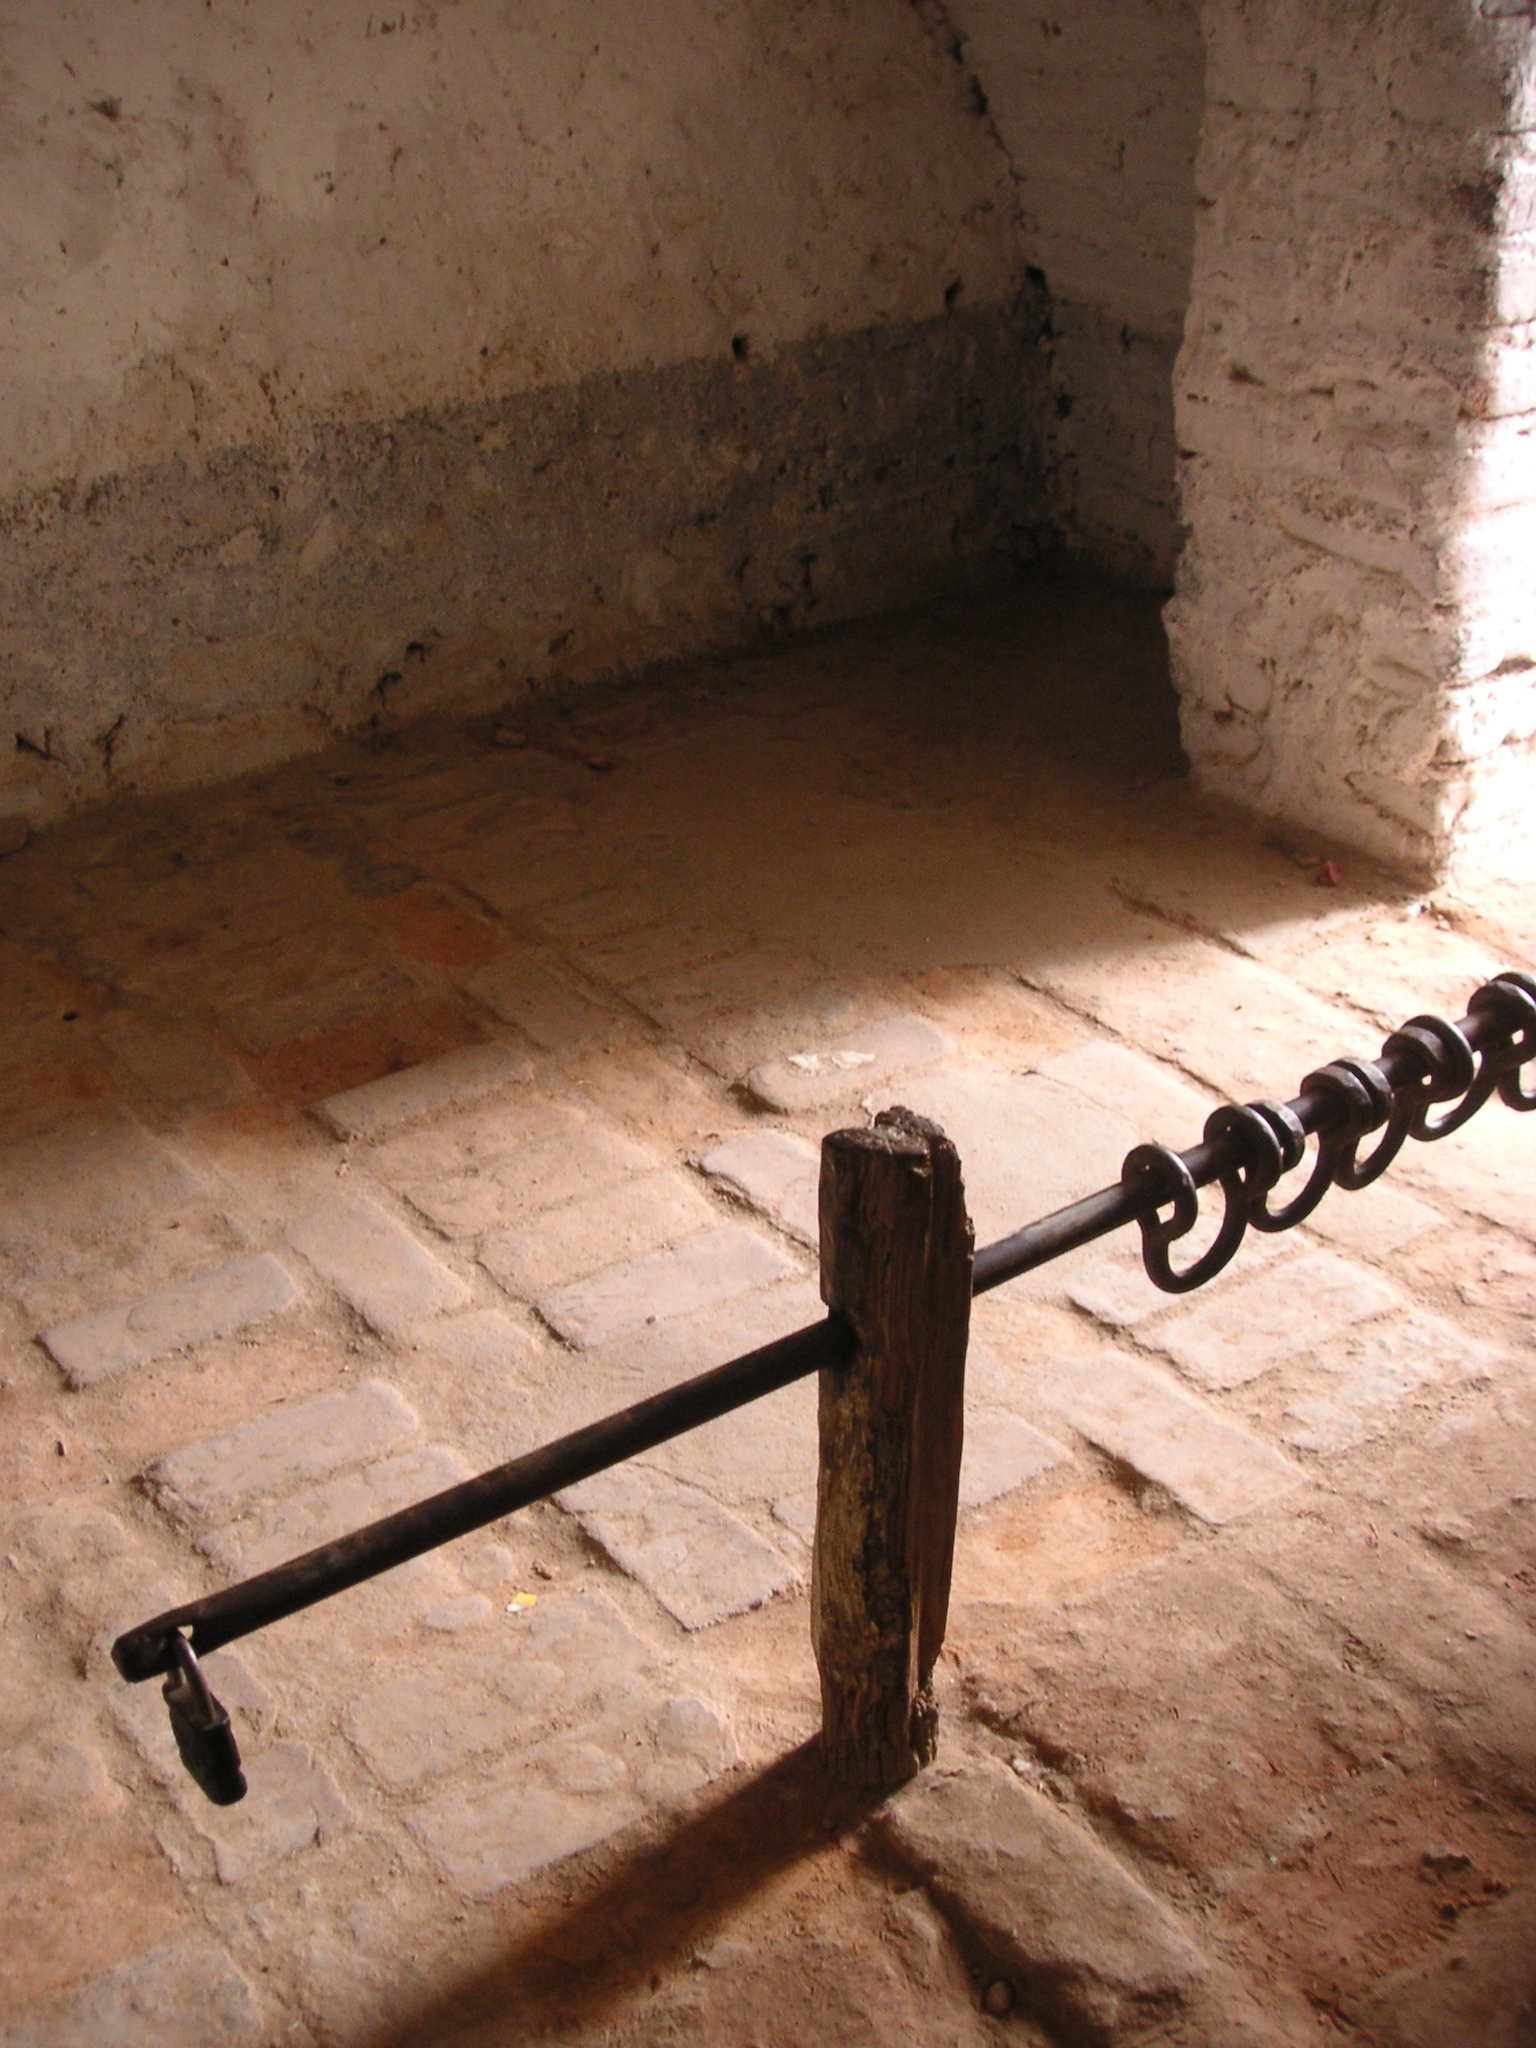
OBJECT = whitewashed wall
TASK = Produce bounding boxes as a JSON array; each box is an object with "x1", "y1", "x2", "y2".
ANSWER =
[
  {"x1": 941, "y1": 0, "x2": 1205, "y2": 585},
  {"x1": 0, "y1": 1, "x2": 1036, "y2": 825},
  {"x1": 1167, "y1": 0, "x2": 1536, "y2": 880}
]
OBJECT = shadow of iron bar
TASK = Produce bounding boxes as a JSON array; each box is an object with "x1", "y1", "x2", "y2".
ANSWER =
[{"x1": 111, "y1": 972, "x2": 1536, "y2": 1804}]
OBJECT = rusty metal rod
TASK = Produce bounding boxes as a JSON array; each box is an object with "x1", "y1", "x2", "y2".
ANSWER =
[
  {"x1": 114, "y1": 978, "x2": 1531, "y2": 1685},
  {"x1": 113, "y1": 1316, "x2": 851, "y2": 1682},
  {"x1": 972, "y1": 979, "x2": 1524, "y2": 1290}
]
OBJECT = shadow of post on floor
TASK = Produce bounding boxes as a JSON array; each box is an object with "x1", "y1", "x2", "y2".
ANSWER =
[{"x1": 374, "y1": 1739, "x2": 891, "y2": 2048}]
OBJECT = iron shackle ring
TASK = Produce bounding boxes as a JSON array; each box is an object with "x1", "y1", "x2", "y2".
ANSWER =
[
  {"x1": 1476, "y1": 973, "x2": 1536, "y2": 1111},
  {"x1": 1121, "y1": 1141, "x2": 1248, "y2": 1294},
  {"x1": 1386, "y1": 1014, "x2": 1482, "y2": 1140},
  {"x1": 1313, "y1": 1056, "x2": 1400, "y2": 1191}
]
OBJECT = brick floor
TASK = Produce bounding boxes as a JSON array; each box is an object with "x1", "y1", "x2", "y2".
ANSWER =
[{"x1": 1, "y1": 588, "x2": 1533, "y2": 2046}]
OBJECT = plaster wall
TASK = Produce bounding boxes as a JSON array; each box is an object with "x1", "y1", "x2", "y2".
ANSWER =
[
  {"x1": 1167, "y1": 0, "x2": 1536, "y2": 881},
  {"x1": 0, "y1": 0, "x2": 1041, "y2": 826},
  {"x1": 941, "y1": 0, "x2": 1206, "y2": 584}
]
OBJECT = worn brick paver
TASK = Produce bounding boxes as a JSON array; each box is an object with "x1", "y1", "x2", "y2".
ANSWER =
[
  {"x1": 744, "y1": 1012, "x2": 953, "y2": 1112},
  {"x1": 206, "y1": 1445, "x2": 473, "y2": 1574},
  {"x1": 316, "y1": 1041, "x2": 530, "y2": 1141},
  {"x1": 194, "y1": 1741, "x2": 353, "y2": 1885},
  {"x1": 222, "y1": 963, "x2": 415, "y2": 1056},
  {"x1": 0, "y1": 1943, "x2": 263, "y2": 2048},
  {"x1": 1066, "y1": 1230, "x2": 1299, "y2": 1331},
  {"x1": 869, "y1": 1065, "x2": 1143, "y2": 1244},
  {"x1": 406, "y1": 1123, "x2": 656, "y2": 1238},
  {"x1": 1033, "y1": 1037, "x2": 1216, "y2": 1141},
  {"x1": 144, "y1": 1380, "x2": 420, "y2": 1522},
  {"x1": 480, "y1": 1170, "x2": 716, "y2": 1298},
  {"x1": 700, "y1": 1128, "x2": 821, "y2": 1245},
  {"x1": 959, "y1": 1411, "x2": 1072, "y2": 1509},
  {"x1": 1141, "y1": 1247, "x2": 1400, "y2": 1389},
  {"x1": 401, "y1": 1593, "x2": 739, "y2": 1893},
  {"x1": 365, "y1": 1093, "x2": 585, "y2": 1188},
  {"x1": 538, "y1": 1223, "x2": 799, "y2": 1349},
  {"x1": 1031, "y1": 1350, "x2": 1310, "y2": 1524},
  {"x1": 466, "y1": 947, "x2": 632, "y2": 1050},
  {"x1": 41, "y1": 1252, "x2": 299, "y2": 1387},
  {"x1": 1278, "y1": 1312, "x2": 1499, "y2": 1453},
  {"x1": 1033, "y1": 937, "x2": 1367, "y2": 1105},
  {"x1": 558, "y1": 1464, "x2": 800, "y2": 1629},
  {"x1": 1296, "y1": 1176, "x2": 1446, "y2": 1258},
  {"x1": 286, "y1": 1191, "x2": 472, "y2": 1333}
]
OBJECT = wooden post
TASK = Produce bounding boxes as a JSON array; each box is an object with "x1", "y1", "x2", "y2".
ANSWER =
[{"x1": 812, "y1": 1106, "x2": 973, "y2": 1787}]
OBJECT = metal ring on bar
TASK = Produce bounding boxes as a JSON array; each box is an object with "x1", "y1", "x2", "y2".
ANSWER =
[
  {"x1": 1121, "y1": 1141, "x2": 1248, "y2": 1293},
  {"x1": 1249, "y1": 1065, "x2": 1385, "y2": 1231},
  {"x1": 1240, "y1": 1099, "x2": 1317, "y2": 1231},
  {"x1": 1204, "y1": 1101, "x2": 1290, "y2": 1201},
  {"x1": 1474, "y1": 972, "x2": 1536, "y2": 1112},
  {"x1": 1382, "y1": 1013, "x2": 1481, "y2": 1140},
  {"x1": 1316, "y1": 1055, "x2": 1400, "y2": 1191}
]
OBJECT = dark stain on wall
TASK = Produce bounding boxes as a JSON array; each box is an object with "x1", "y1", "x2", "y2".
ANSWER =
[{"x1": 1, "y1": 290, "x2": 1053, "y2": 815}]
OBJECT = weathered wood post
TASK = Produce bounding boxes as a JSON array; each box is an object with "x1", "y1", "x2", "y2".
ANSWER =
[{"x1": 813, "y1": 1105, "x2": 973, "y2": 1786}]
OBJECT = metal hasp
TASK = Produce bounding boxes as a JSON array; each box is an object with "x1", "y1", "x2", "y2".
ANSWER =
[{"x1": 112, "y1": 971, "x2": 1536, "y2": 1804}]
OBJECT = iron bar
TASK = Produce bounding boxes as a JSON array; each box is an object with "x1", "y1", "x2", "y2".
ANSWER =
[
  {"x1": 114, "y1": 972, "x2": 1536, "y2": 1707},
  {"x1": 113, "y1": 1315, "x2": 851, "y2": 1682}
]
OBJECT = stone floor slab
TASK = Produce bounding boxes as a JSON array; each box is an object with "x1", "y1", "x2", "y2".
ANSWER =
[
  {"x1": 638, "y1": 1374, "x2": 819, "y2": 1507},
  {"x1": 1399, "y1": 1105, "x2": 1536, "y2": 1246},
  {"x1": 0, "y1": 1108, "x2": 204, "y2": 1254},
  {"x1": 960, "y1": 1411, "x2": 1071, "y2": 1509},
  {"x1": 558, "y1": 1464, "x2": 799, "y2": 1628},
  {"x1": 411, "y1": 1752, "x2": 644, "y2": 1900},
  {"x1": 1032, "y1": 1350, "x2": 1308, "y2": 1524},
  {"x1": 621, "y1": 944, "x2": 824, "y2": 1039},
  {"x1": 409, "y1": 1692, "x2": 737, "y2": 1897},
  {"x1": 41, "y1": 1252, "x2": 299, "y2": 1388},
  {"x1": 700, "y1": 1128, "x2": 820, "y2": 1245},
  {"x1": 144, "y1": 1378, "x2": 419, "y2": 1522},
  {"x1": 205, "y1": 1443, "x2": 472, "y2": 1573},
  {"x1": 0, "y1": 1941, "x2": 263, "y2": 2048},
  {"x1": 878, "y1": 1759, "x2": 1206, "y2": 2040},
  {"x1": 405, "y1": 1123, "x2": 655, "y2": 1239},
  {"x1": 1033, "y1": 1038, "x2": 1217, "y2": 1144},
  {"x1": 1281, "y1": 1312, "x2": 1499, "y2": 1453},
  {"x1": 221, "y1": 963, "x2": 413, "y2": 1056},
  {"x1": 744, "y1": 1011, "x2": 952, "y2": 1112},
  {"x1": 100, "y1": 1011, "x2": 241, "y2": 1110},
  {"x1": 479, "y1": 1169, "x2": 715, "y2": 1297},
  {"x1": 348, "y1": 1593, "x2": 654, "y2": 1788},
  {"x1": 538, "y1": 1223, "x2": 798, "y2": 1349},
  {"x1": 1066, "y1": 1236, "x2": 1300, "y2": 1332},
  {"x1": 1143, "y1": 1248, "x2": 1400, "y2": 1389},
  {"x1": 466, "y1": 948, "x2": 629, "y2": 1050},
  {"x1": 288, "y1": 1191, "x2": 472, "y2": 1333},
  {"x1": 316, "y1": 1041, "x2": 530, "y2": 1141},
  {"x1": 193, "y1": 1739, "x2": 352, "y2": 1884},
  {"x1": 403, "y1": 1589, "x2": 741, "y2": 1892},
  {"x1": 1298, "y1": 1177, "x2": 1446, "y2": 1258},
  {"x1": 868, "y1": 1066, "x2": 1140, "y2": 1244},
  {"x1": 1032, "y1": 935, "x2": 1364, "y2": 1105},
  {"x1": 404, "y1": 1306, "x2": 539, "y2": 1384},
  {"x1": 366, "y1": 1095, "x2": 584, "y2": 1189}
]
